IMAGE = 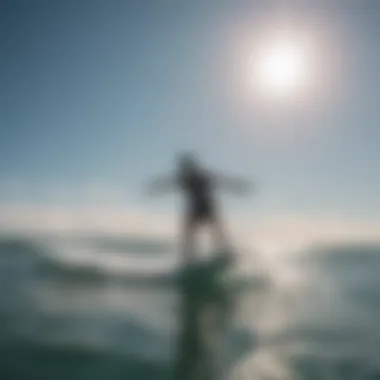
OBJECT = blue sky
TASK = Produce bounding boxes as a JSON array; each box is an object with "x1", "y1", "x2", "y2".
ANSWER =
[{"x1": 1, "y1": 0, "x2": 380, "y2": 234}]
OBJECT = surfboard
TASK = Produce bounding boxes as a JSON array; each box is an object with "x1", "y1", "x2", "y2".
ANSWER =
[
  {"x1": 180, "y1": 252, "x2": 269, "y2": 297},
  {"x1": 180, "y1": 253, "x2": 240, "y2": 297}
]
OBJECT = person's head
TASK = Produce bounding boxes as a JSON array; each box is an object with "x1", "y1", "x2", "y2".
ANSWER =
[{"x1": 178, "y1": 152, "x2": 199, "y2": 173}]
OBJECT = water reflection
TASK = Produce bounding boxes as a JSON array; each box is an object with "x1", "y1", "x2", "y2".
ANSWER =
[{"x1": 174, "y1": 258, "x2": 234, "y2": 380}]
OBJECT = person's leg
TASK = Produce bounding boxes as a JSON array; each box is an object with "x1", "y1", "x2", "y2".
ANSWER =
[
  {"x1": 182, "y1": 216, "x2": 197, "y2": 264},
  {"x1": 210, "y1": 215, "x2": 234, "y2": 261}
]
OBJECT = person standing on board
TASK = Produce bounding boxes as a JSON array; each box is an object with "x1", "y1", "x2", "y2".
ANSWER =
[{"x1": 146, "y1": 153, "x2": 253, "y2": 263}]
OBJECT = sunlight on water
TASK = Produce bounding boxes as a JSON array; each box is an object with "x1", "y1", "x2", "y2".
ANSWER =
[{"x1": 0, "y1": 235, "x2": 380, "y2": 379}]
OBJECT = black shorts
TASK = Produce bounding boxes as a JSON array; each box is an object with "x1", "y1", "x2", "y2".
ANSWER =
[{"x1": 187, "y1": 201, "x2": 215, "y2": 224}]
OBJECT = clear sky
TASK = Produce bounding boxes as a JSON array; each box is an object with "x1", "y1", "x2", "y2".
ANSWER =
[{"x1": 1, "y1": 0, "x2": 379, "y2": 237}]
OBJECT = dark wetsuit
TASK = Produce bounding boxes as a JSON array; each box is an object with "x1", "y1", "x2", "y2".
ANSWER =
[{"x1": 180, "y1": 170, "x2": 215, "y2": 224}]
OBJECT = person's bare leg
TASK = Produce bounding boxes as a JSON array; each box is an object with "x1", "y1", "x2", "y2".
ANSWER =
[
  {"x1": 211, "y1": 216, "x2": 233, "y2": 260},
  {"x1": 183, "y1": 218, "x2": 196, "y2": 264}
]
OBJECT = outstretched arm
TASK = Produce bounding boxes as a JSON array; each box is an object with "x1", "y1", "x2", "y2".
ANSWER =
[
  {"x1": 144, "y1": 174, "x2": 179, "y2": 196},
  {"x1": 212, "y1": 172, "x2": 253, "y2": 195}
]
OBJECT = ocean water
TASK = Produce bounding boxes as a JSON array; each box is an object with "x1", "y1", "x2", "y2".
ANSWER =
[{"x1": 0, "y1": 233, "x2": 380, "y2": 380}]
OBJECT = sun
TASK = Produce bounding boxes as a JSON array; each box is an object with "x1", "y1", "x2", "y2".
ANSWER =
[{"x1": 251, "y1": 39, "x2": 308, "y2": 97}]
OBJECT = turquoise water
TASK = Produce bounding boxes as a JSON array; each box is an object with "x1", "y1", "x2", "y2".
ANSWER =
[{"x1": 0, "y1": 235, "x2": 379, "y2": 379}]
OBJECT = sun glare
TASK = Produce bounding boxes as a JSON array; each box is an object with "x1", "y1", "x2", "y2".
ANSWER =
[{"x1": 251, "y1": 38, "x2": 308, "y2": 97}]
